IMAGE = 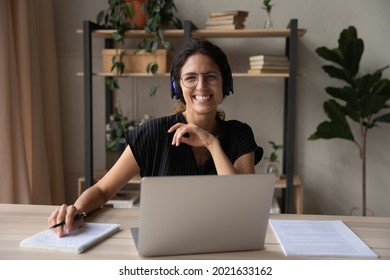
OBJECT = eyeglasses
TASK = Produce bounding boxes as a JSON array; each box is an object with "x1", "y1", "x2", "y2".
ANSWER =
[{"x1": 180, "y1": 71, "x2": 222, "y2": 89}]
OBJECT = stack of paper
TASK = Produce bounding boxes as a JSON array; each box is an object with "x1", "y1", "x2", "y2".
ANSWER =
[
  {"x1": 248, "y1": 55, "x2": 289, "y2": 74},
  {"x1": 269, "y1": 219, "x2": 378, "y2": 258},
  {"x1": 205, "y1": 10, "x2": 248, "y2": 30}
]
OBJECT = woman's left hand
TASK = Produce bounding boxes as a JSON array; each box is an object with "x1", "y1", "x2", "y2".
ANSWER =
[{"x1": 168, "y1": 122, "x2": 217, "y2": 149}]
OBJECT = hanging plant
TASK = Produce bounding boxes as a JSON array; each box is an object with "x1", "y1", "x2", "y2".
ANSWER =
[
  {"x1": 97, "y1": 0, "x2": 136, "y2": 90},
  {"x1": 97, "y1": 0, "x2": 182, "y2": 95},
  {"x1": 137, "y1": 0, "x2": 182, "y2": 96}
]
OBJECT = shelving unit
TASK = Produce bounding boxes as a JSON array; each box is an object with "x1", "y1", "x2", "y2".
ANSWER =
[{"x1": 80, "y1": 19, "x2": 306, "y2": 213}]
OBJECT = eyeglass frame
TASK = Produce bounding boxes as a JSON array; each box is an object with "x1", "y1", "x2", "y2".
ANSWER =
[{"x1": 180, "y1": 71, "x2": 222, "y2": 89}]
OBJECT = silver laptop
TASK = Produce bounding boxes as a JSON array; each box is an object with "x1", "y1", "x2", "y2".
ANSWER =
[{"x1": 132, "y1": 174, "x2": 276, "y2": 257}]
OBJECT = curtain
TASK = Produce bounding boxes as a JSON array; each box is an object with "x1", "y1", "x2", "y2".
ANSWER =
[{"x1": 0, "y1": 0, "x2": 65, "y2": 204}]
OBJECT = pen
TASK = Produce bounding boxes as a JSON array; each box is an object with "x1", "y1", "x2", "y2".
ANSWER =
[{"x1": 49, "y1": 212, "x2": 87, "y2": 229}]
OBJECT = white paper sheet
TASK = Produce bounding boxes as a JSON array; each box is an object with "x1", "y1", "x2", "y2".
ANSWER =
[{"x1": 269, "y1": 219, "x2": 378, "y2": 258}]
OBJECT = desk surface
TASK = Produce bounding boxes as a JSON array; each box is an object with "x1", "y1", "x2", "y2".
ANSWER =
[{"x1": 1, "y1": 204, "x2": 389, "y2": 260}]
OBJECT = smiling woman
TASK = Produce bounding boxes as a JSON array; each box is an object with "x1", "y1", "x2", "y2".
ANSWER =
[{"x1": 48, "y1": 38, "x2": 263, "y2": 237}]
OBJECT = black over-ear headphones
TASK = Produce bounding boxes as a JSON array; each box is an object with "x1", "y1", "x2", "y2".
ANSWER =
[
  {"x1": 170, "y1": 69, "x2": 234, "y2": 100},
  {"x1": 170, "y1": 70, "x2": 181, "y2": 100}
]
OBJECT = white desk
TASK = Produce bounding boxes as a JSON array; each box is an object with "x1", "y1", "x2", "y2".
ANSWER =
[{"x1": 1, "y1": 204, "x2": 389, "y2": 260}]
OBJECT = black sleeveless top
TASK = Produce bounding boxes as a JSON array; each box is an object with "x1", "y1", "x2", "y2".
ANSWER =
[{"x1": 125, "y1": 112, "x2": 263, "y2": 177}]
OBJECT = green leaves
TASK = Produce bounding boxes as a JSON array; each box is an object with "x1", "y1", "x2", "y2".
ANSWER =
[
  {"x1": 143, "y1": 0, "x2": 182, "y2": 51},
  {"x1": 106, "y1": 50, "x2": 128, "y2": 90},
  {"x1": 262, "y1": 0, "x2": 274, "y2": 13},
  {"x1": 308, "y1": 100, "x2": 355, "y2": 142},
  {"x1": 138, "y1": 0, "x2": 181, "y2": 95},
  {"x1": 147, "y1": 62, "x2": 159, "y2": 75},
  {"x1": 98, "y1": 0, "x2": 182, "y2": 95},
  {"x1": 97, "y1": 0, "x2": 136, "y2": 89},
  {"x1": 105, "y1": 105, "x2": 132, "y2": 152},
  {"x1": 310, "y1": 26, "x2": 390, "y2": 143},
  {"x1": 106, "y1": 77, "x2": 119, "y2": 91},
  {"x1": 266, "y1": 141, "x2": 283, "y2": 162},
  {"x1": 316, "y1": 26, "x2": 364, "y2": 84},
  {"x1": 338, "y1": 26, "x2": 364, "y2": 76}
]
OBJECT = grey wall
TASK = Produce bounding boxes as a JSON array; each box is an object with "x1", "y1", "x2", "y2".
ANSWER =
[{"x1": 53, "y1": 0, "x2": 390, "y2": 216}]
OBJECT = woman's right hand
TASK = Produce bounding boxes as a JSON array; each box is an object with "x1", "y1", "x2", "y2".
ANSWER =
[{"x1": 48, "y1": 204, "x2": 84, "y2": 237}]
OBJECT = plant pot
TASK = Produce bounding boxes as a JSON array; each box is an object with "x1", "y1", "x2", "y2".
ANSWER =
[
  {"x1": 123, "y1": 0, "x2": 147, "y2": 29},
  {"x1": 102, "y1": 49, "x2": 132, "y2": 74},
  {"x1": 102, "y1": 49, "x2": 170, "y2": 74},
  {"x1": 128, "y1": 49, "x2": 170, "y2": 73}
]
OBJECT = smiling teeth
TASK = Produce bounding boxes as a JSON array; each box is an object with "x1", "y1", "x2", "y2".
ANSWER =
[{"x1": 195, "y1": 95, "x2": 211, "y2": 101}]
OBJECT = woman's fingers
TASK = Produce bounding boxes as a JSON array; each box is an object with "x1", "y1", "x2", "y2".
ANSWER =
[
  {"x1": 169, "y1": 123, "x2": 190, "y2": 146},
  {"x1": 48, "y1": 204, "x2": 80, "y2": 237},
  {"x1": 168, "y1": 123, "x2": 212, "y2": 148}
]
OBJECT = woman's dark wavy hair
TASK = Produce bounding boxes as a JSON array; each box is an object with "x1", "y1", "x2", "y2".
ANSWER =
[{"x1": 170, "y1": 38, "x2": 234, "y2": 104}]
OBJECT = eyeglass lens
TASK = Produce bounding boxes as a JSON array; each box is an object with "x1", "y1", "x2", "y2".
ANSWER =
[{"x1": 181, "y1": 71, "x2": 221, "y2": 88}]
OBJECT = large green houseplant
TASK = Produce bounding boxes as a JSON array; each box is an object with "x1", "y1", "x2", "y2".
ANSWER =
[
  {"x1": 97, "y1": 0, "x2": 182, "y2": 95},
  {"x1": 309, "y1": 26, "x2": 390, "y2": 216}
]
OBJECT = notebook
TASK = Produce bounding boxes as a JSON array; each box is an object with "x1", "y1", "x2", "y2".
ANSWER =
[
  {"x1": 131, "y1": 174, "x2": 276, "y2": 257},
  {"x1": 20, "y1": 222, "x2": 120, "y2": 254}
]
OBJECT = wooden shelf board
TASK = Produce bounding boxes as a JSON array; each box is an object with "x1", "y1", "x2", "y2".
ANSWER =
[
  {"x1": 76, "y1": 29, "x2": 184, "y2": 38},
  {"x1": 77, "y1": 72, "x2": 291, "y2": 78},
  {"x1": 76, "y1": 28, "x2": 307, "y2": 39},
  {"x1": 192, "y1": 28, "x2": 307, "y2": 38}
]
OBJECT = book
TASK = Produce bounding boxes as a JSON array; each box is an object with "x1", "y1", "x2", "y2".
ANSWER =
[
  {"x1": 249, "y1": 60, "x2": 289, "y2": 67},
  {"x1": 209, "y1": 10, "x2": 249, "y2": 18},
  {"x1": 206, "y1": 18, "x2": 245, "y2": 26},
  {"x1": 269, "y1": 219, "x2": 378, "y2": 258},
  {"x1": 249, "y1": 64, "x2": 289, "y2": 70},
  {"x1": 205, "y1": 11, "x2": 247, "y2": 30},
  {"x1": 205, "y1": 24, "x2": 245, "y2": 30},
  {"x1": 20, "y1": 222, "x2": 120, "y2": 254},
  {"x1": 206, "y1": 14, "x2": 246, "y2": 21},
  {"x1": 247, "y1": 68, "x2": 289, "y2": 74},
  {"x1": 249, "y1": 55, "x2": 288, "y2": 62}
]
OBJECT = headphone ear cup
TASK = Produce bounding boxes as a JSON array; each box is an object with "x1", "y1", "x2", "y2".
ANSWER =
[
  {"x1": 170, "y1": 68, "x2": 180, "y2": 99},
  {"x1": 224, "y1": 74, "x2": 234, "y2": 96},
  {"x1": 171, "y1": 80, "x2": 180, "y2": 99}
]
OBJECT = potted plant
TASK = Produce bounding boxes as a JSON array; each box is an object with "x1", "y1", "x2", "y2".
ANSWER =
[
  {"x1": 265, "y1": 141, "x2": 283, "y2": 178},
  {"x1": 124, "y1": 0, "x2": 147, "y2": 29},
  {"x1": 105, "y1": 105, "x2": 135, "y2": 169},
  {"x1": 97, "y1": 0, "x2": 182, "y2": 94},
  {"x1": 135, "y1": 0, "x2": 182, "y2": 96},
  {"x1": 138, "y1": 0, "x2": 182, "y2": 62},
  {"x1": 105, "y1": 105, "x2": 134, "y2": 151},
  {"x1": 309, "y1": 26, "x2": 390, "y2": 216}
]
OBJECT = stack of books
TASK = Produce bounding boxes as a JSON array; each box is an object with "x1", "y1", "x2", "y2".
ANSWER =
[
  {"x1": 205, "y1": 10, "x2": 248, "y2": 30},
  {"x1": 247, "y1": 55, "x2": 289, "y2": 74}
]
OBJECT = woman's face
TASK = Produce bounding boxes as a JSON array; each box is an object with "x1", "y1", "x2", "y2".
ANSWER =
[{"x1": 180, "y1": 53, "x2": 223, "y2": 118}]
